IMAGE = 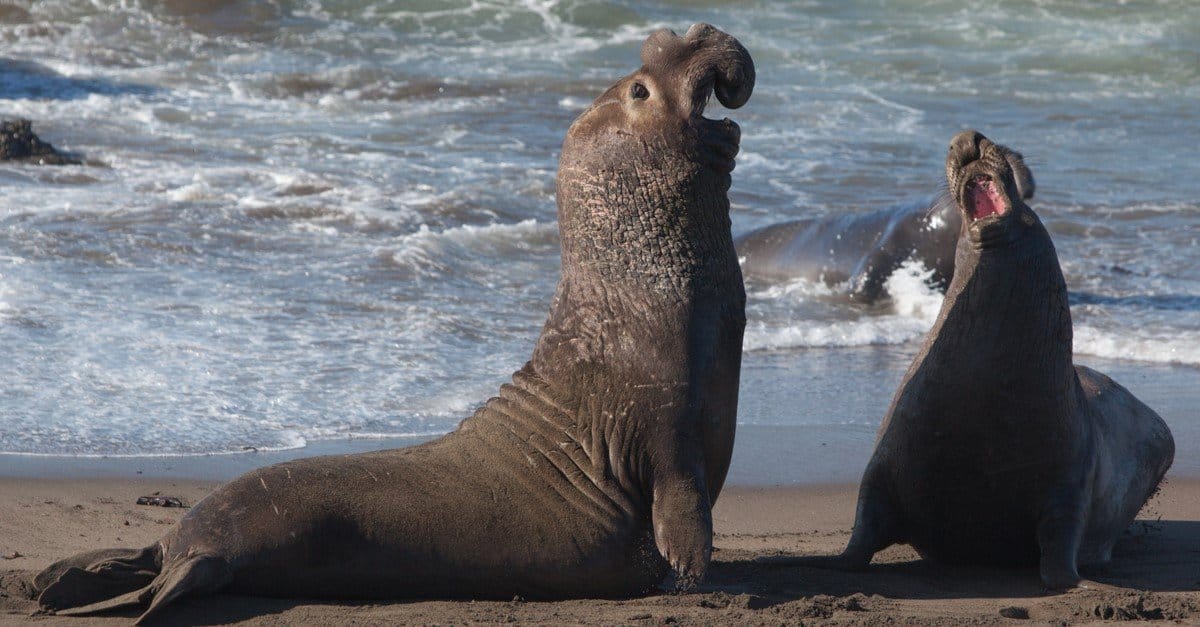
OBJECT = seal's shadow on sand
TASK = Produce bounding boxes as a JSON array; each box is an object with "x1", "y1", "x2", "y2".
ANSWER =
[
  {"x1": 706, "y1": 520, "x2": 1200, "y2": 604},
  {"x1": 74, "y1": 598, "x2": 306, "y2": 627},
  {"x1": 6, "y1": 521, "x2": 1195, "y2": 623}
]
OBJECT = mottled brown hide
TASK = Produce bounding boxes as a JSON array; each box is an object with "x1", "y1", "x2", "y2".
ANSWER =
[{"x1": 34, "y1": 24, "x2": 754, "y2": 624}]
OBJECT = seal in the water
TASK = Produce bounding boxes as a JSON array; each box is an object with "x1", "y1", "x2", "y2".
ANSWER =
[
  {"x1": 34, "y1": 23, "x2": 754, "y2": 623},
  {"x1": 734, "y1": 144, "x2": 1034, "y2": 303},
  {"x1": 778, "y1": 130, "x2": 1173, "y2": 589}
]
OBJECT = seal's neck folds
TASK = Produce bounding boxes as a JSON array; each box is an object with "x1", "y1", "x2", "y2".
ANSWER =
[
  {"x1": 925, "y1": 207, "x2": 1075, "y2": 400},
  {"x1": 555, "y1": 143, "x2": 740, "y2": 291}
]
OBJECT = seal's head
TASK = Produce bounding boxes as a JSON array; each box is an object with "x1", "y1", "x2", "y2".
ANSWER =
[
  {"x1": 556, "y1": 24, "x2": 755, "y2": 283},
  {"x1": 946, "y1": 130, "x2": 1039, "y2": 248},
  {"x1": 565, "y1": 23, "x2": 753, "y2": 177}
]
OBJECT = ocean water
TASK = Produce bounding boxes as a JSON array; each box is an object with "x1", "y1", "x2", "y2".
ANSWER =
[{"x1": 0, "y1": 1, "x2": 1197, "y2": 474}]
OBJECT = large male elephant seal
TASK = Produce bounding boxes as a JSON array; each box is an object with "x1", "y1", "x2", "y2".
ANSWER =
[
  {"x1": 734, "y1": 144, "x2": 1034, "y2": 303},
  {"x1": 784, "y1": 131, "x2": 1173, "y2": 589},
  {"x1": 34, "y1": 23, "x2": 754, "y2": 623}
]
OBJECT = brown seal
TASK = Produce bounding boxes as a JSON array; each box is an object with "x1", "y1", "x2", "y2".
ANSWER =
[
  {"x1": 33, "y1": 23, "x2": 753, "y2": 623},
  {"x1": 735, "y1": 144, "x2": 1034, "y2": 303},
  {"x1": 779, "y1": 130, "x2": 1173, "y2": 589}
]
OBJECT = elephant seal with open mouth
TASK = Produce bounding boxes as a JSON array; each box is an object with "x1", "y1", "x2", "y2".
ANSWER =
[
  {"x1": 782, "y1": 130, "x2": 1173, "y2": 589},
  {"x1": 34, "y1": 23, "x2": 753, "y2": 623},
  {"x1": 735, "y1": 143, "x2": 1034, "y2": 303}
]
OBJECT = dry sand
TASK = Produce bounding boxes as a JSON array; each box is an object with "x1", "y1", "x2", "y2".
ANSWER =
[{"x1": 2, "y1": 475, "x2": 1198, "y2": 625}]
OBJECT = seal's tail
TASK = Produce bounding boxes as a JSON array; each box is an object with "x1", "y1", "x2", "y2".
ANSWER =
[{"x1": 35, "y1": 544, "x2": 232, "y2": 624}]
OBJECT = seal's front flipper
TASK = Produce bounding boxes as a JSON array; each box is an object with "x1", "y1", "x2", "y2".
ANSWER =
[
  {"x1": 1037, "y1": 488, "x2": 1088, "y2": 590},
  {"x1": 817, "y1": 462, "x2": 903, "y2": 571},
  {"x1": 36, "y1": 546, "x2": 159, "y2": 613},
  {"x1": 652, "y1": 472, "x2": 712, "y2": 592},
  {"x1": 759, "y1": 463, "x2": 900, "y2": 571},
  {"x1": 848, "y1": 249, "x2": 895, "y2": 304},
  {"x1": 834, "y1": 479, "x2": 903, "y2": 569}
]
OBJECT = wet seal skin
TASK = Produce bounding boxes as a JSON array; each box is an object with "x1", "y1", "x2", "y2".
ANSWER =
[
  {"x1": 735, "y1": 145, "x2": 1034, "y2": 304},
  {"x1": 32, "y1": 24, "x2": 753, "y2": 624},
  {"x1": 769, "y1": 130, "x2": 1174, "y2": 590}
]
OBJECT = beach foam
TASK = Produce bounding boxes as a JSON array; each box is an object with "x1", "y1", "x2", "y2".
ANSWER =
[{"x1": 1, "y1": 0, "x2": 1195, "y2": 457}]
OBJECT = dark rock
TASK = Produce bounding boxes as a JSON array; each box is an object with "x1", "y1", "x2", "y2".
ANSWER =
[
  {"x1": 999, "y1": 606, "x2": 1029, "y2": 619},
  {"x1": 136, "y1": 495, "x2": 186, "y2": 508},
  {"x1": 0, "y1": 119, "x2": 82, "y2": 165}
]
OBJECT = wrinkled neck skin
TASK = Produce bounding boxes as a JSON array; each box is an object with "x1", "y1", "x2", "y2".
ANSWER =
[
  {"x1": 508, "y1": 127, "x2": 745, "y2": 502},
  {"x1": 915, "y1": 204, "x2": 1075, "y2": 409},
  {"x1": 554, "y1": 127, "x2": 739, "y2": 293},
  {"x1": 540, "y1": 124, "x2": 742, "y2": 374}
]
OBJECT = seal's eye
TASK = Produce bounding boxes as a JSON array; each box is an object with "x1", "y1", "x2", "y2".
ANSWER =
[{"x1": 630, "y1": 82, "x2": 649, "y2": 100}]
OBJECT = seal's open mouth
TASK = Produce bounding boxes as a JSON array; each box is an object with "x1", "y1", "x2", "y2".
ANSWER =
[{"x1": 965, "y1": 175, "x2": 1007, "y2": 221}]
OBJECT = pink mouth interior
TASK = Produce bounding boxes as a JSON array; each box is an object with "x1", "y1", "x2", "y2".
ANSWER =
[{"x1": 968, "y1": 176, "x2": 1007, "y2": 220}]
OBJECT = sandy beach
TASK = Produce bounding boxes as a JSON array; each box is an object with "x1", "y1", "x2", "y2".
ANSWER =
[{"x1": 3, "y1": 473, "x2": 1198, "y2": 625}]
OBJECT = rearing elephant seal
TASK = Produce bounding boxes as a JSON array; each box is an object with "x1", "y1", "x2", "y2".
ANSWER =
[
  {"x1": 735, "y1": 145, "x2": 1034, "y2": 303},
  {"x1": 34, "y1": 23, "x2": 754, "y2": 623},
  {"x1": 786, "y1": 131, "x2": 1173, "y2": 588}
]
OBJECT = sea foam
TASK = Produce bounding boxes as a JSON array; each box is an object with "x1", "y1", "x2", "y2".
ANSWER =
[{"x1": 1074, "y1": 326, "x2": 1200, "y2": 367}]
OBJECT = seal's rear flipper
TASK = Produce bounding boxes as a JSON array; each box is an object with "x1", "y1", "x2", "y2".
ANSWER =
[
  {"x1": 37, "y1": 546, "x2": 231, "y2": 624},
  {"x1": 135, "y1": 553, "x2": 232, "y2": 625},
  {"x1": 36, "y1": 546, "x2": 159, "y2": 612},
  {"x1": 52, "y1": 575, "x2": 156, "y2": 615}
]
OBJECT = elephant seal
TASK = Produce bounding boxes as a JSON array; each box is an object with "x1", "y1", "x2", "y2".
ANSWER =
[
  {"x1": 783, "y1": 131, "x2": 1173, "y2": 589},
  {"x1": 734, "y1": 144, "x2": 1034, "y2": 303},
  {"x1": 34, "y1": 23, "x2": 753, "y2": 623}
]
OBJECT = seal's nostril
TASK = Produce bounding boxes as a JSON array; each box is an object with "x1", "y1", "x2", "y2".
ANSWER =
[{"x1": 640, "y1": 24, "x2": 752, "y2": 116}]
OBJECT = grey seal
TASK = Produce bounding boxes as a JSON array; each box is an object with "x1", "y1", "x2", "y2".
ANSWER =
[
  {"x1": 783, "y1": 130, "x2": 1173, "y2": 589},
  {"x1": 33, "y1": 23, "x2": 754, "y2": 623},
  {"x1": 735, "y1": 144, "x2": 1034, "y2": 303}
]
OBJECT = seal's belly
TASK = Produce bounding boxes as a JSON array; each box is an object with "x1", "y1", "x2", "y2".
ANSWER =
[
  {"x1": 903, "y1": 491, "x2": 1041, "y2": 567},
  {"x1": 223, "y1": 521, "x2": 658, "y2": 600},
  {"x1": 894, "y1": 450, "x2": 1053, "y2": 567},
  {"x1": 167, "y1": 438, "x2": 660, "y2": 600}
]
